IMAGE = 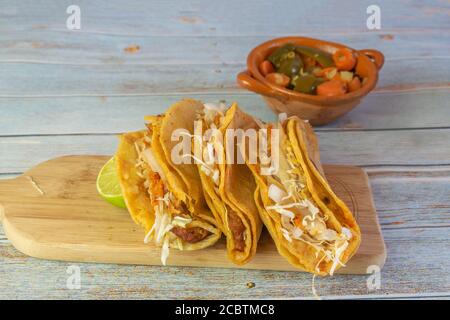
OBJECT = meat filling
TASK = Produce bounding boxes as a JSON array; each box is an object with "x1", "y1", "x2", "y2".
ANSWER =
[
  {"x1": 171, "y1": 226, "x2": 211, "y2": 244},
  {"x1": 227, "y1": 210, "x2": 246, "y2": 251}
]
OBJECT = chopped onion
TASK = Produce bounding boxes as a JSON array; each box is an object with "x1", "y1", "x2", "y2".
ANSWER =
[
  {"x1": 212, "y1": 169, "x2": 220, "y2": 186},
  {"x1": 204, "y1": 142, "x2": 215, "y2": 164},
  {"x1": 274, "y1": 208, "x2": 295, "y2": 219},
  {"x1": 267, "y1": 202, "x2": 305, "y2": 210},
  {"x1": 281, "y1": 228, "x2": 292, "y2": 242},
  {"x1": 200, "y1": 165, "x2": 212, "y2": 176},
  {"x1": 304, "y1": 199, "x2": 320, "y2": 216},
  {"x1": 342, "y1": 227, "x2": 353, "y2": 240},
  {"x1": 280, "y1": 215, "x2": 293, "y2": 230},
  {"x1": 317, "y1": 229, "x2": 339, "y2": 241},
  {"x1": 268, "y1": 184, "x2": 287, "y2": 203},
  {"x1": 142, "y1": 148, "x2": 166, "y2": 181},
  {"x1": 203, "y1": 103, "x2": 220, "y2": 111},
  {"x1": 172, "y1": 216, "x2": 192, "y2": 228},
  {"x1": 292, "y1": 227, "x2": 304, "y2": 239}
]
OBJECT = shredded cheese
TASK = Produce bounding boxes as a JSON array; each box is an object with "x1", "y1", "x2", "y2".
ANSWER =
[{"x1": 281, "y1": 228, "x2": 292, "y2": 242}]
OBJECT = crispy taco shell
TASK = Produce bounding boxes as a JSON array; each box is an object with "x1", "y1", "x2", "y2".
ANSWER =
[
  {"x1": 194, "y1": 103, "x2": 263, "y2": 265},
  {"x1": 247, "y1": 117, "x2": 361, "y2": 276},
  {"x1": 115, "y1": 105, "x2": 222, "y2": 262},
  {"x1": 161, "y1": 99, "x2": 262, "y2": 265}
]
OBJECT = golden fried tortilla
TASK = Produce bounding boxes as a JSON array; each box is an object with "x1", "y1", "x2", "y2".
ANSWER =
[{"x1": 247, "y1": 117, "x2": 361, "y2": 276}]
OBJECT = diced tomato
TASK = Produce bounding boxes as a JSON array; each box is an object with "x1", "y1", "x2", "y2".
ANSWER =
[{"x1": 293, "y1": 216, "x2": 303, "y2": 228}]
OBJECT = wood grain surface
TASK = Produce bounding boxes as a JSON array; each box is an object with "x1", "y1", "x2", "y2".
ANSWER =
[{"x1": 0, "y1": 0, "x2": 449, "y2": 299}]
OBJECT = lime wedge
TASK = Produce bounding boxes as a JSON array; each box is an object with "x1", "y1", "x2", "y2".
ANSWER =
[{"x1": 97, "y1": 157, "x2": 126, "y2": 209}]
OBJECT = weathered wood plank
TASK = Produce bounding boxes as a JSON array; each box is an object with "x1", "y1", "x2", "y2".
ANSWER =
[
  {"x1": 0, "y1": 95, "x2": 276, "y2": 136},
  {"x1": 0, "y1": 135, "x2": 116, "y2": 174},
  {"x1": 0, "y1": 90, "x2": 449, "y2": 136},
  {"x1": 1, "y1": 31, "x2": 448, "y2": 65},
  {"x1": 0, "y1": 59, "x2": 448, "y2": 96},
  {"x1": 368, "y1": 169, "x2": 450, "y2": 229},
  {"x1": 0, "y1": 226, "x2": 448, "y2": 299},
  {"x1": 1, "y1": 129, "x2": 449, "y2": 174},
  {"x1": 324, "y1": 90, "x2": 450, "y2": 130},
  {"x1": 317, "y1": 129, "x2": 450, "y2": 166},
  {"x1": 2, "y1": 0, "x2": 448, "y2": 35}
]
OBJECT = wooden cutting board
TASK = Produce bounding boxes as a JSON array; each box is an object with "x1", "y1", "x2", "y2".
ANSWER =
[{"x1": 0, "y1": 155, "x2": 386, "y2": 274}]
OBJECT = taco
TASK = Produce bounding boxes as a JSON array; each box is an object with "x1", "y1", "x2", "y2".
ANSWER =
[
  {"x1": 246, "y1": 116, "x2": 361, "y2": 276},
  {"x1": 115, "y1": 100, "x2": 222, "y2": 265},
  {"x1": 184, "y1": 102, "x2": 263, "y2": 265}
]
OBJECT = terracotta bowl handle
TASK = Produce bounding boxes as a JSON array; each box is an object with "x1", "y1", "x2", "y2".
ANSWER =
[
  {"x1": 237, "y1": 70, "x2": 285, "y2": 99},
  {"x1": 359, "y1": 49, "x2": 384, "y2": 70}
]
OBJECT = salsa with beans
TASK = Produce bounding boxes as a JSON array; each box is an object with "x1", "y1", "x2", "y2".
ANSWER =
[{"x1": 259, "y1": 43, "x2": 366, "y2": 96}]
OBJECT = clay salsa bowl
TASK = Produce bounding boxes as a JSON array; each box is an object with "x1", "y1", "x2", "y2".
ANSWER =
[{"x1": 236, "y1": 37, "x2": 384, "y2": 126}]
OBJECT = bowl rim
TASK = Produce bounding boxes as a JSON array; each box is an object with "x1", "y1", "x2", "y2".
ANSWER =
[{"x1": 246, "y1": 36, "x2": 380, "y2": 104}]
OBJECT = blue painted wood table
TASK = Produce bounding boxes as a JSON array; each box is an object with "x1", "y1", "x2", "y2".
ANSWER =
[{"x1": 0, "y1": 0, "x2": 449, "y2": 299}]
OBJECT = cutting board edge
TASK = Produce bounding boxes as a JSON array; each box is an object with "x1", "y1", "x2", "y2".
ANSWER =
[
  {"x1": 0, "y1": 203, "x2": 4, "y2": 223},
  {"x1": 1, "y1": 210, "x2": 386, "y2": 276},
  {"x1": 361, "y1": 168, "x2": 387, "y2": 256},
  {"x1": 2, "y1": 215, "x2": 384, "y2": 275}
]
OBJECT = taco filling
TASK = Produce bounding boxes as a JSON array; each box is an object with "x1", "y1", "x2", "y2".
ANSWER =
[
  {"x1": 193, "y1": 103, "x2": 249, "y2": 253},
  {"x1": 257, "y1": 120, "x2": 357, "y2": 275},
  {"x1": 119, "y1": 123, "x2": 218, "y2": 265}
]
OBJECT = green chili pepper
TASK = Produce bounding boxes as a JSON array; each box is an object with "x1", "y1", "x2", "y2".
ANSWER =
[
  {"x1": 267, "y1": 43, "x2": 296, "y2": 68},
  {"x1": 292, "y1": 74, "x2": 326, "y2": 94},
  {"x1": 277, "y1": 54, "x2": 303, "y2": 78},
  {"x1": 294, "y1": 45, "x2": 334, "y2": 68},
  {"x1": 313, "y1": 77, "x2": 326, "y2": 88}
]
